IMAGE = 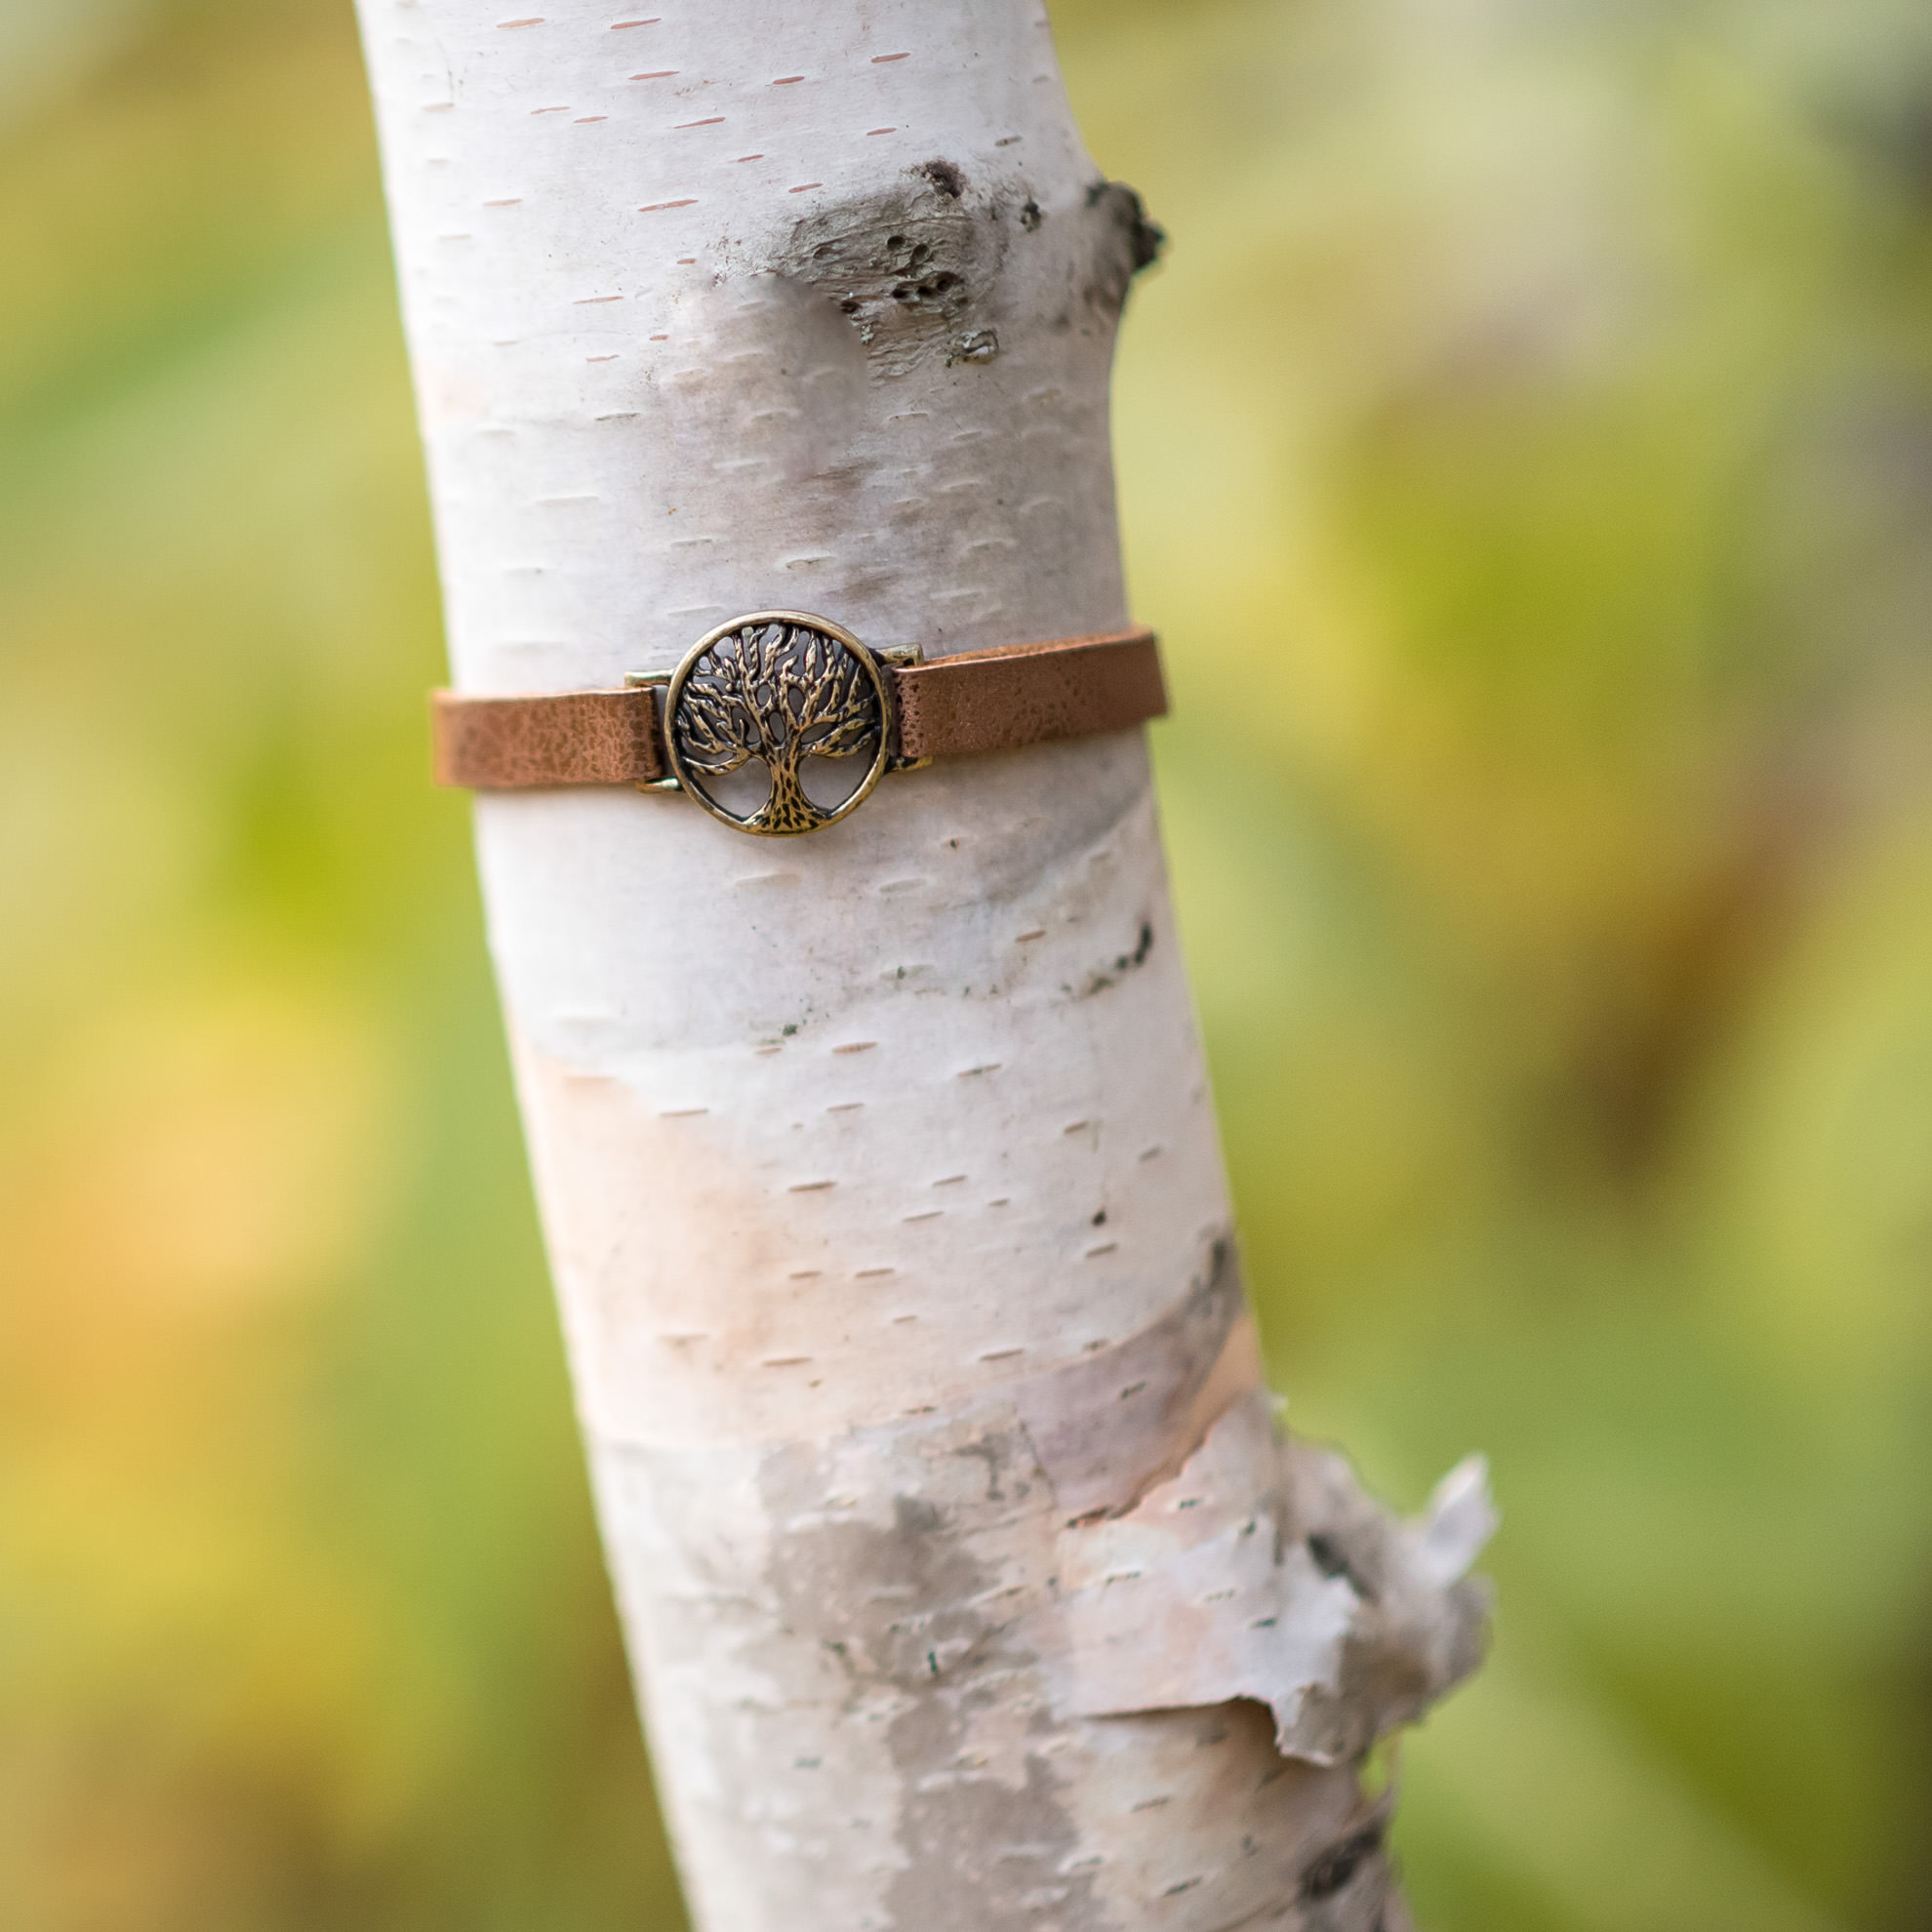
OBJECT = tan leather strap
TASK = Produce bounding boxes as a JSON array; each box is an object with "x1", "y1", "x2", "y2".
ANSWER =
[
  {"x1": 892, "y1": 629, "x2": 1165, "y2": 763},
  {"x1": 432, "y1": 686, "x2": 665, "y2": 789},
  {"x1": 432, "y1": 626, "x2": 1163, "y2": 790}
]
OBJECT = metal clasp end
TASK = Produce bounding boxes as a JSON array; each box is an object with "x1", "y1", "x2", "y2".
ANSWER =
[
  {"x1": 877, "y1": 645, "x2": 932, "y2": 775},
  {"x1": 623, "y1": 669, "x2": 683, "y2": 792}
]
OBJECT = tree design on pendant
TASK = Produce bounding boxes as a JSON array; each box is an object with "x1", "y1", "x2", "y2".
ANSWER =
[{"x1": 668, "y1": 617, "x2": 887, "y2": 834}]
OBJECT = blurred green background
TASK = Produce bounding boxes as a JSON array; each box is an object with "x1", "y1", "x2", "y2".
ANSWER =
[{"x1": 3, "y1": 0, "x2": 1930, "y2": 1926}]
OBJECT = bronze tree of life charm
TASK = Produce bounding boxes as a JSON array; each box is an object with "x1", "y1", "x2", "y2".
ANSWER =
[{"x1": 664, "y1": 612, "x2": 891, "y2": 836}]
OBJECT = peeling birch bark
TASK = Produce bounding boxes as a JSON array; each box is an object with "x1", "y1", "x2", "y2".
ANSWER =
[{"x1": 353, "y1": 4, "x2": 1491, "y2": 1927}]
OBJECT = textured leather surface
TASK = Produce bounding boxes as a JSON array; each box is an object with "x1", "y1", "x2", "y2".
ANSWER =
[
  {"x1": 430, "y1": 627, "x2": 1163, "y2": 789},
  {"x1": 432, "y1": 687, "x2": 664, "y2": 788},
  {"x1": 890, "y1": 627, "x2": 1164, "y2": 762}
]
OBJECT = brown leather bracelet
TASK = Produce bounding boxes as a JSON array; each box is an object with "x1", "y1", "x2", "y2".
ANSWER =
[{"x1": 432, "y1": 612, "x2": 1165, "y2": 838}]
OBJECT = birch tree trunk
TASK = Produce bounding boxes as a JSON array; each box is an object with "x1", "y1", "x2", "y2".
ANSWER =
[{"x1": 354, "y1": 5, "x2": 1492, "y2": 1927}]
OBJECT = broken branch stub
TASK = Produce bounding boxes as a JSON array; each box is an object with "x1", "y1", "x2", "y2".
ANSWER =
[{"x1": 352, "y1": 2, "x2": 1491, "y2": 1927}]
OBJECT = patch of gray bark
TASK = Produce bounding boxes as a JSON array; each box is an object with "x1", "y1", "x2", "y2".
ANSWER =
[
  {"x1": 775, "y1": 162, "x2": 1166, "y2": 378},
  {"x1": 732, "y1": 1305, "x2": 1485, "y2": 1927}
]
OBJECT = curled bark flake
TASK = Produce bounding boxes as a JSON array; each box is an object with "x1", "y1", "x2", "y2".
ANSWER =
[
  {"x1": 1040, "y1": 1394, "x2": 1494, "y2": 1763},
  {"x1": 1272, "y1": 1447, "x2": 1494, "y2": 1765}
]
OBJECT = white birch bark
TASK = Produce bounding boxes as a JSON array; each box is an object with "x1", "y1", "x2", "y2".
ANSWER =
[{"x1": 353, "y1": 5, "x2": 1492, "y2": 1927}]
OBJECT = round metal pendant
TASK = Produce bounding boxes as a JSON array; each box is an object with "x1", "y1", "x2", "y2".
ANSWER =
[{"x1": 664, "y1": 612, "x2": 891, "y2": 836}]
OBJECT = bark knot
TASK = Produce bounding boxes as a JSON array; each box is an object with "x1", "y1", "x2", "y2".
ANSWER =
[{"x1": 770, "y1": 166, "x2": 1166, "y2": 376}]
